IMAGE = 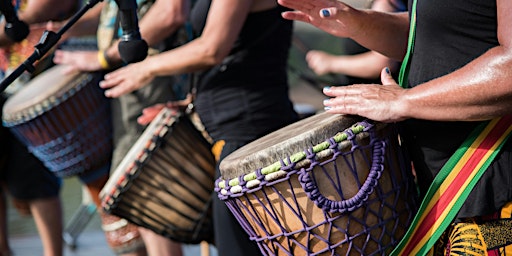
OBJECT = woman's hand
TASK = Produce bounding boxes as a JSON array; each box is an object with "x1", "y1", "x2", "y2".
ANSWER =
[
  {"x1": 137, "y1": 94, "x2": 194, "y2": 125},
  {"x1": 53, "y1": 50, "x2": 103, "y2": 74},
  {"x1": 323, "y1": 67, "x2": 408, "y2": 123},
  {"x1": 278, "y1": 0, "x2": 362, "y2": 38},
  {"x1": 99, "y1": 61, "x2": 155, "y2": 98}
]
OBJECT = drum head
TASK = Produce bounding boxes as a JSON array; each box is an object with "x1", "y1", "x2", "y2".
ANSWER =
[
  {"x1": 2, "y1": 65, "x2": 87, "y2": 122},
  {"x1": 219, "y1": 112, "x2": 364, "y2": 180}
]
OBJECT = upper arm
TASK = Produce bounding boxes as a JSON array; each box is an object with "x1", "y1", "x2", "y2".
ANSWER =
[
  {"x1": 198, "y1": 0, "x2": 252, "y2": 61},
  {"x1": 139, "y1": 0, "x2": 191, "y2": 46}
]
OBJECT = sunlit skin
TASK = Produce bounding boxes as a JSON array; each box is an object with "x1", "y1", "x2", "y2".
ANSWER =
[
  {"x1": 279, "y1": 0, "x2": 512, "y2": 123},
  {"x1": 98, "y1": 0, "x2": 278, "y2": 100},
  {"x1": 53, "y1": 0, "x2": 189, "y2": 73}
]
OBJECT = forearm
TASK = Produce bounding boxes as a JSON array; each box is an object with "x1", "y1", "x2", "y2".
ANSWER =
[
  {"x1": 402, "y1": 46, "x2": 512, "y2": 121},
  {"x1": 329, "y1": 51, "x2": 397, "y2": 79},
  {"x1": 349, "y1": 10, "x2": 410, "y2": 61},
  {"x1": 145, "y1": 37, "x2": 221, "y2": 77}
]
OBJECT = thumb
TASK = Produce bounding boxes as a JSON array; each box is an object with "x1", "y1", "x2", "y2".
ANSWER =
[{"x1": 380, "y1": 67, "x2": 398, "y2": 86}]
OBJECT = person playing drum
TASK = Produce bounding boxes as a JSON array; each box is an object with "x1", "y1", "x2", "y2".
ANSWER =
[
  {"x1": 97, "y1": 0, "x2": 300, "y2": 255},
  {"x1": 278, "y1": 0, "x2": 512, "y2": 254},
  {"x1": 51, "y1": 0, "x2": 191, "y2": 255},
  {"x1": 0, "y1": 1, "x2": 79, "y2": 256}
]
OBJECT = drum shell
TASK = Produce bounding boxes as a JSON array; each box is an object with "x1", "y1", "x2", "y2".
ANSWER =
[
  {"x1": 2, "y1": 65, "x2": 112, "y2": 179},
  {"x1": 101, "y1": 108, "x2": 215, "y2": 244},
  {"x1": 217, "y1": 113, "x2": 418, "y2": 255}
]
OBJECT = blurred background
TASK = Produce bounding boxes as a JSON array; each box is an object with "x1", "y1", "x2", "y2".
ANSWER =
[{"x1": 5, "y1": 1, "x2": 372, "y2": 254}]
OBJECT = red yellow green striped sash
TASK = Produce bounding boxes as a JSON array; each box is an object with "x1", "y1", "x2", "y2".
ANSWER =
[{"x1": 391, "y1": 115, "x2": 512, "y2": 256}]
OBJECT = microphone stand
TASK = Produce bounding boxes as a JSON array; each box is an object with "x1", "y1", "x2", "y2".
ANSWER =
[{"x1": 0, "y1": 0, "x2": 104, "y2": 93}]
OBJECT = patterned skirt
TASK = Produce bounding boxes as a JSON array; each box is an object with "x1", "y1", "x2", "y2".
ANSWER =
[{"x1": 431, "y1": 202, "x2": 512, "y2": 255}]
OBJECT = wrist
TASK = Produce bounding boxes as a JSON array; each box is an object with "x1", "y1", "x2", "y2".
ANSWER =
[{"x1": 97, "y1": 50, "x2": 113, "y2": 70}]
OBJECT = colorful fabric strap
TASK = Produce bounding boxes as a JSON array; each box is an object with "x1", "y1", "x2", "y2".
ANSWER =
[
  {"x1": 393, "y1": 0, "x2": 512, "y2": 254},
  {"x1": 391, "y1": 115, "x2": 512, "y2": 255}
]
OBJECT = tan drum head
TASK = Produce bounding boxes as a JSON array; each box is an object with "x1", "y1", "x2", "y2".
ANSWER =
[
  {"x1": 2, "y1": 65, "x2": 89, "y2": 122},
  {"x1": 219, "y1": 112, "x2": 364, "y2": 180}
]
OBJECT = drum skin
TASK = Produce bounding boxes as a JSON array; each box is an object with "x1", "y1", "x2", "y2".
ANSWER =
[
  {"x1": 2, "y1": 64, "x2": 112, "y2": 180},
  {"x1": 101, "y1": 107, "x2": 215, "y2": 244},
  {"x1": 217, "y1": 112, "x2": 419, "y2": 255}
]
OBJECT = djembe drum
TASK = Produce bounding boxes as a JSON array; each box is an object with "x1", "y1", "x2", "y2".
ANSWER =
[
  {"x1": 101, "y1": 107, "x2": 215, "y2": 244},
  {"x1": 2, "y1": 64, "x2": 112, "y2": 183},
  {"x1": 216, "y1": 112, "x2": 418, "y2": 255}
]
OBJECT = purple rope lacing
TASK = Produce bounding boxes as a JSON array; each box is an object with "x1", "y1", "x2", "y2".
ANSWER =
[
  {"x1": 216, "y1": 120, "x2": 418, "y2": 255},
  {"x1": 298, "y1": 134, "x2": 385, "y2": 214}
]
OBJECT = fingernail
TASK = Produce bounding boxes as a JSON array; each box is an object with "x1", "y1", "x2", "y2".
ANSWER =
[
  {"x1": 324, "y1": 106, "x2": 332, "y2": 111},
  {"x1": 323, "y1": 86, "x2": 331, "y2": 92},
  {"x1": 321, "y1": 9, "x2": 331, "y2": 17},
  {"x1": 323, "y1": 98, "x2": 330, "y2": 105},
  {"x1": 385, "y1": 67, "x2": 391, "y2": 74}
]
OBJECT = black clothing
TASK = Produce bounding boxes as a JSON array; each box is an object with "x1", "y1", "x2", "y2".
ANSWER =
[
  {"x1": 0, "y1": 96, "x2": 61, "y2": 200},
  {"x1": 402, "y1": 0, "x2": 511, "y2": 218},
  {"x1": 190, "y1": 0, "x2": 299, "y2": 255},
  {"x1": 192, "y1": 1, "x2": 298, "y2": 142}
]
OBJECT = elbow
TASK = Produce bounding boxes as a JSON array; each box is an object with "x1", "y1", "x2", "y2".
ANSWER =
[
  {"x1": 166, "y1": 12, "x2": 188, "y2": 28},
  {"x1": 197, "y1": 46, "x2": 228, "y2": 67},
  {"x1": 203, "y1": 50, "x2": 226, "y2": 67},
  {"x1": 161, "y1": 5, "x2": 189, "y2": 29}
]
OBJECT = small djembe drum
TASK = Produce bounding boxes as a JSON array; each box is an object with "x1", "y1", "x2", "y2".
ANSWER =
[
  {"x1": 216, "y1": 112, "x2": 418, "y2": 255},
  {"x1": 101, "y1": 107, "x2": 215, "y2": 244},
  {"x1": 2, "y1": 64, "x2": 112, "y2": 183}
]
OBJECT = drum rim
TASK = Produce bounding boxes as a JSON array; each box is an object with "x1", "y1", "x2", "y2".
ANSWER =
[
  {"x1": 216, "y1": 119, "x2": 385, "y2": 194},
  {"x1": 100, "y1": 107, "x2": 181, "y2": 207},
  {"x1": 2, "y1": 65, "x2": 93, "y2": 125}
]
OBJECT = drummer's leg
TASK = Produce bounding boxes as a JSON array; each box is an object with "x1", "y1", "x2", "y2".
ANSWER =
[
  {"x1": 5, "y1": 136, "x2": 64, "y2": 256},
  {"x1": 29, "y1": 196, "x2": 63, "y2": 256},
  {"x1": 0, "y1": 187, "x2": 12, "y2": 256},
  {"x1": 138, "y1": 227, "x2": 183, "y2": 256}
]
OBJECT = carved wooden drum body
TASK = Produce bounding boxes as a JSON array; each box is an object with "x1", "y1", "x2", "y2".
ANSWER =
[
  {"x1": 101, "y1": 107, "x2": 215, "y2": 244},
  {"x1": 216, "y1": 112, "x2": 418, "y2": 255},
  {"x1": 2, "y1": 64, "x2": 112, "y2": 183}
]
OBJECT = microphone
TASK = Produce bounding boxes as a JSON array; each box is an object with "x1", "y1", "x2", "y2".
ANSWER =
[
  {"x1": 0, "y1": 0, "x2": 29, "y2": 42},
  {"x1": 114, "y1": 0, "x2": 148, "y2": 64}
]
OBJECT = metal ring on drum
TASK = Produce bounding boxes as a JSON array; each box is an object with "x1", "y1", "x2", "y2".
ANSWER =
[{"x1": 216, "y1": 112, "x2": 419, "y2": 255}]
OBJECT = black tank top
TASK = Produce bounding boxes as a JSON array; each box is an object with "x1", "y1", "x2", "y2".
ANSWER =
[
  {"x1": 190, "y1": 0, "x2": 298, "y2": 141},
  {"x1": 402, "y1": 0, "x2": 511, "y2": 218}
]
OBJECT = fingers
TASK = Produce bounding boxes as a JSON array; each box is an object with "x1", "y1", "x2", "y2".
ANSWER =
[
  {"x1": 61, "y1": 64, "x2": 78, "y2": 75},
  {"x1": 380, "y1": 67, "x2": 398, "y2": 86},
  {"x1": 99, "y1": 70, "x2": 123, "y2": 89},
  {"x1": 281, "y1": 11, "x2": 312, "y2": 23},
  {"x1": 137, "y1": 104, "x2": 165, "y2": 125}
]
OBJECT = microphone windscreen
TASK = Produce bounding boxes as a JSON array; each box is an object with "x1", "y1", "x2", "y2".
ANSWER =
[
  {"x1": 5, "y1": 20, "x2": 29, "y2": 42},
  {"x1": 118, "y1": 39, "x2": 148, "y2": 64}
]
